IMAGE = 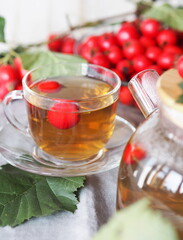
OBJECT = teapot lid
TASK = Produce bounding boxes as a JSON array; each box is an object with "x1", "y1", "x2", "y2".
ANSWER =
[
  {"x1": 157, "y1": 69, "x2": 183, "y2": 112},
  {"x1": 157, "y1": 69, "x2": 183, "y2": 137}
]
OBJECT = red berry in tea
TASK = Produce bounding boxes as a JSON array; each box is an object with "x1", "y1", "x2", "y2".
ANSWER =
[
  {"x1": 47, "y1": 101, "x2": 80, "y2": 129},
  {"x1": 38, "y1": 80, "x2": 62, "y2": 93},
  {"x1": 123, "y1": 143, "x2": 146, "y2": 165}
]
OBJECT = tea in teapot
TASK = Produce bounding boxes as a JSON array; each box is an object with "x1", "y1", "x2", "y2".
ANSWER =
[{"x1": 117, "y1": 69, "x2": 183, "y2": 238}]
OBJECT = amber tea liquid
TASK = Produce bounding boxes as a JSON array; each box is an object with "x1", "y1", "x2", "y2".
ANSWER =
[
  {"x1": 26, "y1": 76, "x2": 118, "y2": 161},
  {"x1": 117, "y1": 140, "x2": 183, "y2": 238}
]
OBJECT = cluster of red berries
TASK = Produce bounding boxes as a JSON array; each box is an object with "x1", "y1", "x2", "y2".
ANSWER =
[
  {"x1": 48, "y1": 18, "x2": 183, "y2": 106},
  {"x1": 1, "y1": 17, "x2": 183, "y2": 106},
  {"x1": 76, "y1": 18, "x2": 183, "y2": 106},
  {"x1": 0, "y1": 58, "x2": 27, "y2": 101},
  {"x1": 47, "y1": 34, "x2": 76, "y2": 54}
]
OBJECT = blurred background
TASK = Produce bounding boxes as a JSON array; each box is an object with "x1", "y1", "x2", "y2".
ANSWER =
[
  {"x1": 0, "y1": 0, "x2": 135, "y2": 45},
  {"x1": 0, "y1": 0, "x2": 180, "y2": 45}
]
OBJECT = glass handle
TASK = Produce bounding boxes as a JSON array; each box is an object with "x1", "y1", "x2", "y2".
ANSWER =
[
  {"x1": 128, "y1": 69, "x2": 160, "y2": 119},
  {"x1": 3, "y1": 90, "x2": 29, "y2": 136}
]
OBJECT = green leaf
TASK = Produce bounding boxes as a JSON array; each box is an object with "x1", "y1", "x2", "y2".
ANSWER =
[
  {"x1": 0, "y1": 16, "x2": 5, "y2": 42},
  {"x1": 19, "y1": 50, "x2": 86, "y2": 79},
  {"x1": 142, "y1": 3, "x2": 183, "y2": 31},
  {"x1": 93, "y1": 199, "x2": 179, "y2": 240},
  {"x1": 176, "y1": 94, "x2": 183, "y2": 103},
  {"x1": 20, "y1": 50, "x2": 86, "y2": 70},
  {"x1": 0, "y1": 164, "x2": 85, "y2": 227},
  {"x1": 178, "y1": 82, "x2": 183, "y2": 90}
]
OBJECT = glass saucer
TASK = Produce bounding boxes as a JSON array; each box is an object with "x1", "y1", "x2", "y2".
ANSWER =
[{"x1": 0, "y1": 116, "x2": 135, "y2": 176}]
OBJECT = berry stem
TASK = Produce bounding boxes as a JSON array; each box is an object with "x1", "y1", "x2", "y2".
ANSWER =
[{"x1": 0, "y1": 49, "x2": 20, "y2": 65}]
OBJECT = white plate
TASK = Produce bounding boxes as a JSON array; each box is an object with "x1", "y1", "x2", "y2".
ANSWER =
[{"x1": 0, "y1": 116, "x2": 135, "y2": 176}]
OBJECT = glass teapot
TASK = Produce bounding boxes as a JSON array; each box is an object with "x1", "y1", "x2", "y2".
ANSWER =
[{"x1": 117, "y1": 69, "x2": 183, "y2": 237}]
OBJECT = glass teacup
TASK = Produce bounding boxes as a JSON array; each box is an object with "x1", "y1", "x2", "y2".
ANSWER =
[{"x1": 3, "y1": 62, "x2": 133, "y2": 169}]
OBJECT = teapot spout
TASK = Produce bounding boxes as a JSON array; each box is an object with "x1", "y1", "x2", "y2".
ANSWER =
[{"x1": 128, "y1": 69, "x2": 159, "y2": 118}]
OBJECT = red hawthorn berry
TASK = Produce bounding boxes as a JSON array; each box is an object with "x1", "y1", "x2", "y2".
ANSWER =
[
  {"x1": 157, "y1": 52, "x2": 177, "y2": 70},
  {"x1": 163, "y1": 45, "x2": 183, "y2": 55},
  {"x1": 47, "y1": 100, "x2": 80, "y2": 129},
  {"x1": 15, "y1": 84, "x2": 23, "y2": 90},
  {"x1": 119, "y1": 86, "x2": 134, "y2": 105},
  {"x1": 123, "y1": 40, "x2": 144, "y2": 60},
  {"x1": 38, "y1": 80, "x2": 62, "y2": 93},
  {"x1": 105, "y1": 45, "x2": 123, "y2": 64},
  {"x1": 98, "y1": 32, "x2": 117, "y2": 51},
  {"x1": 60, "y1": 37, "x2": 76, "y2": 54},
  {"x1": 13, "y1": 57, "x2": 28, "y2": 83},
  {"x1": 117, "y1": 24, "x2": 139, "y2": 46},
  {"x1": 116, "y1": 59, "x2": 134, "y2": 76},
  {"x1": 121, "y1": 21, "x2": 138, "y2": 29},
  {"x1": 83, "y1": 35, "x2": 99, "y2": 48},
  {"x1": 123, "y1": 143, "x2": 146, "y2": 165},
  {"x1": 145, "y1": 46, "x2": 162, "y2": 62},
  {"x1": 90, "y1": 53, "x2": 110, "y2": 68},
  {"x1": 177, "y1": 55, "x2": 183, "y2": 78},
  {"x1": 140, "y1": 18, "x2": 161, "y2": 38},
  {"x1": 0, "y1": 64, "x2": 19, "y2": 89},
  {"x1": 133, "y1": 55, "x2": 152, "y2": 72},
  {"x1": 156, "y1": 29, "x2": 178, "y2": 47},
  {"x1": 80, "y1": 45, "x2": 100, "y2": 62},
  {"x1": 139, "y1": 36, "x2": 156, "y2": 48},
  {"x1": 47, "y1": 34, "x2": 62, "y2": 52}
]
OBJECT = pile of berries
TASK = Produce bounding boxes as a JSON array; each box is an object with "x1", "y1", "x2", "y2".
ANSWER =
[
  {"x1": 47, "y1": 18, "x2": 183, "y2": 106},
  {"x1": 0, "y1": 57, "x2": 27, "y2": 101},
  {"x1": 1, "y1": 17, "x2": 183, "y2": 105}
]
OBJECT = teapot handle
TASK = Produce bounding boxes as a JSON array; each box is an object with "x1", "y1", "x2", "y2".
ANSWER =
[{"x1": 128, "y1": 69, "x2": 159, "y2": 118}]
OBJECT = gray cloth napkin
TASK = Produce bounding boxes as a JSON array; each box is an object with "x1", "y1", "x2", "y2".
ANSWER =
[{"x1": 0, "y1": 153, "x2": 118, "y2": 240}]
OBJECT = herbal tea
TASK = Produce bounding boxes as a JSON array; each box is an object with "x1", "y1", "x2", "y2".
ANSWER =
[
  {"x1": 26, "y1": 76, "x2": 118, "y2": 160},
  {"x1": 117, "y1": 134, "x2": 183, "y2": 238}
]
